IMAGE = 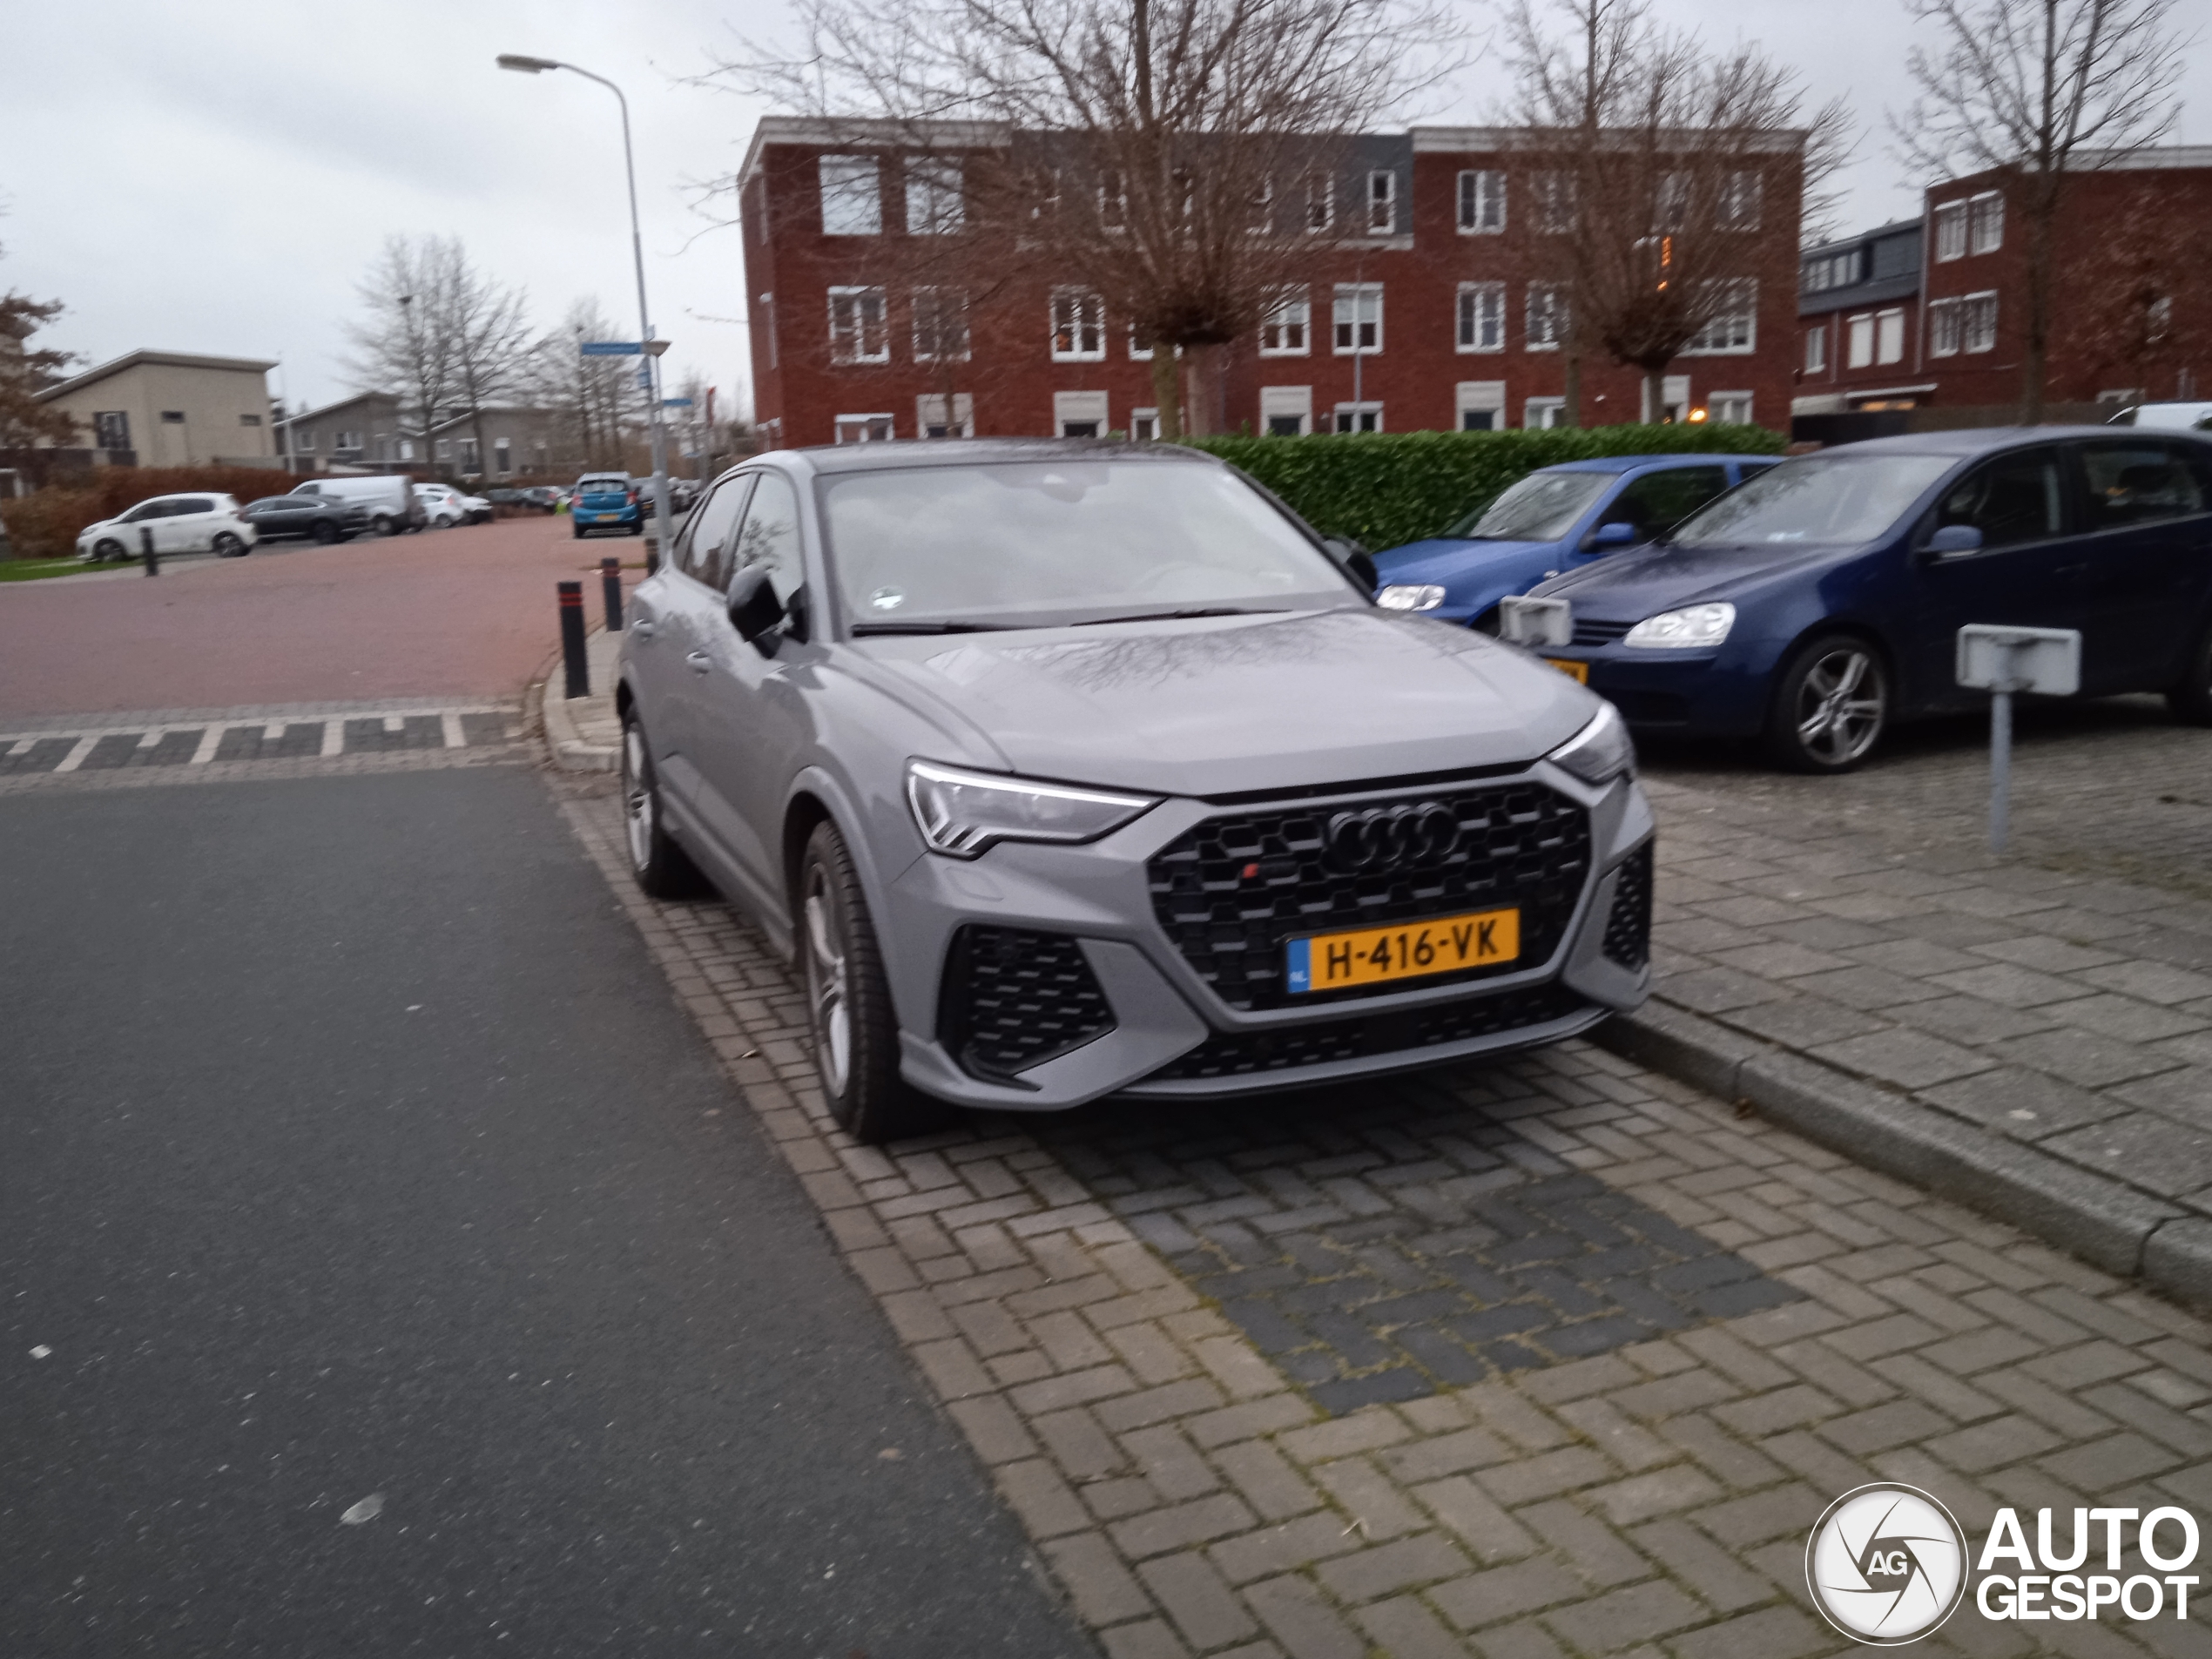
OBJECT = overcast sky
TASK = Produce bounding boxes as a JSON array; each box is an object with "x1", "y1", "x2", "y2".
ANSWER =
[{"x1": 4, "y1": 0, "x2": 2203, "y2": 421}]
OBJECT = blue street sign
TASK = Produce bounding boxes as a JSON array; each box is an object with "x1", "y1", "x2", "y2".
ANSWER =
[
  {"x1": 579, "y1": 341, "x2": 643, "y2": 356},
  {"x1": 661, "y1": 397, "x2": 694, "y2": 408}
]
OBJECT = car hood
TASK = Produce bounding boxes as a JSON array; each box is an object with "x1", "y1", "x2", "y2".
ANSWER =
[
  {"x1": 1532, "y1": 541, "x2": 1842, "y2": 619},
  {"x1": 78, "y1": 517, "x2": 122, "y2": 537},
  {"x1": 1372, "y1": 536, "x2": 1560, "y2": 587},
  {"x1": 846, "y1": 607, "x2": 1597, "y2": 797}
]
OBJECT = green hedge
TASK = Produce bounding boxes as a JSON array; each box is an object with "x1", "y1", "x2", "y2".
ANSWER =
[{"x1": 1184, "y1": 424, "x2": 1784, "y2": 551}]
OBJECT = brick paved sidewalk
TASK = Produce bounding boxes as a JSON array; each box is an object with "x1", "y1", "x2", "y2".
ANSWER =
[{"x1": 556, "y1": 780, "x2": 2212, "y2": 1657}]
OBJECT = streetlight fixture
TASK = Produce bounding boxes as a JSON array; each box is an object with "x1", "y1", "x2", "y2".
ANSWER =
[{"x1": 497, "y1": 51, "x2": 674, "y2": 544}]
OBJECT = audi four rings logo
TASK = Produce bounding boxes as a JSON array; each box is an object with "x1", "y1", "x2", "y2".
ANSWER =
[{"x1": 1325, "y1": 803, "x2": 1460, "y2": 870}]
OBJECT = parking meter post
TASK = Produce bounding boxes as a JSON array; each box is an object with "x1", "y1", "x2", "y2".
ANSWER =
[
  {"x1": 600, "y1": 556, "x2": 624, "y2": 631},
  {"x1": 558, "y1": 582, "x2": 590, "y2": 698},
  {"x1": 1990, "y1": 684, "x2": 2013, "y2": 853},
  {"x1": 140, "y1": 525, "x2": 158, "y2": 577}
]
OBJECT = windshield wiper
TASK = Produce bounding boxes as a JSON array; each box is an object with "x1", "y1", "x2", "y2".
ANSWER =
[
  {"x1": 1078, "y1": 606, "x2": 1288, "y2": 626},
  {"x1": 848, "y1": 620, "x2": 1013, "y2": 636}
]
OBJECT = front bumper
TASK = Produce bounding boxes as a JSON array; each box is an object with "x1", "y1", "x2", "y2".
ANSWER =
[
  {"x1": 1545, "y1": 644, "x2": 1768, "y2": 738},
  {"x1": 883, "y1": 763, "x2": 1654, "y2": 1111}
]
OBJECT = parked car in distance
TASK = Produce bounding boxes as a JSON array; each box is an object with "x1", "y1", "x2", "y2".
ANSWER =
[
  {"x1": 1527, "y1": 428, "x2": 2212, "y2": 772},
  {"x1": 516, "y1": 486, "x2": 563, "y2": 512},
  {"x1": 572, "y1": 473, "x2": 642, "y2": 537},
  {"x1": 617, "y1": 439, "x2": 1652, "y2": 1143},
  {"x1": 2107, "y1": 401, "x2": 2212, "y2": 433},
  {"x1": 78, "y1": 494, "x2": 258, "y2": 561},
  {"x1": 1371, "y1": 454, "x2": 1778, "y2": 630},
  {"x1": 415, "y1": 482, "x2": 491, "y2": 527},
  {"x1": 290, "y1": 475, "x2": 426, "y2": 536},
  {"x1": 240, "y1": 495, "x2": 362, "y2": 544}
]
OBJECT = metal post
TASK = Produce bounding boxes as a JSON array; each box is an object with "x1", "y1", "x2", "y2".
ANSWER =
[
  {"x1": 1989, "y1": 685, "x2": 2013, "y2": 854},
  {"x1": 600, "y1": 556, "x2": 624, "y2": 631},
  {"x1": 141, "y1": 525, "x2": 158, "y2": 577},
  {"x1": 558, "y1": 581, "x2": 589, "y2": 698}
]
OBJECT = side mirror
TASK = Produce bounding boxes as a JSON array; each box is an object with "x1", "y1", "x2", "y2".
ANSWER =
[
  {"x1": 1589, "y1": 522, "x2": 1639, "y2": 550},
  {"x1": 1926, "y1": 523, "x2": 1984, "y2": 556},
  {"x1": 726, "y1": 564, "x2": 786, "y2": 649}
]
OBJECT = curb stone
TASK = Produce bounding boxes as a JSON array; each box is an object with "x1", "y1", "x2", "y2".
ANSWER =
[
  {"x1": 529, "y1": 625, "x2": 621, "y2": 773},
  {"x1": 1592, "y1": 1001, "x2": 2199, "y2": 1298}
]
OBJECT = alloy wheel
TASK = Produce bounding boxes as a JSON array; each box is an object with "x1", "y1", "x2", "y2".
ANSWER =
[
  {"x1": 803, "y1": 869, "x2": 853, "y2": 1098},
  {"x1": 622, "y1": 726, "x2": 655, "y2": 873},
  {"x1": 1793, "y1": 645, "x2": 1884, "y2": 766}
]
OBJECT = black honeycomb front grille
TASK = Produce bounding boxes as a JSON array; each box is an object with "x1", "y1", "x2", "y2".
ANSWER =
[
  {"x1": 939, "y1": 927, "x2": 1116, "y2": 1081},
  {"x1": 1146, "y1": 782, "x2": 1593, "y2": 1010},
  {"x1": 1602, "y1": 843, "x2": 1654, "y2": 972},
  {"x1": 1148, "y1": 983, "x2": 1591, "y2": 1082},
  {"x1": 1571, "y1": 618, "x2": 1633, "y2": 647}
]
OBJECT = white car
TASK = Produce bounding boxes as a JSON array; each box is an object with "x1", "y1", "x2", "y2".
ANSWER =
[
  {"x1": 77, "y1": 494, "x2": 258, "y2": 562},
  {"x1": 415, "y1": 483, "x2": 491, "y2": 528}
]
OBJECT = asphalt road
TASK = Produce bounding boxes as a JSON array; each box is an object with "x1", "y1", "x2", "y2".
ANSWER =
[{"x1": 0, "y1": 764, "x2": 1092, "y2": 1657}]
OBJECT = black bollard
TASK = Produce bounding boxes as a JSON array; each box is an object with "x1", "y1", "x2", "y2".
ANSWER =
[
  {"x1": 600, "y1": 557, "x2": 624, "y2": 631},
  {"x1": 558, "y1": 581, "x2": 589, "y2": 698},
  {"x1": 141, "y1": 524, "x2": 158, "y2": 577}
]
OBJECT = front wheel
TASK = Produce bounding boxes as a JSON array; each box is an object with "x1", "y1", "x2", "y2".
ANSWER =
[
  {"x1": 620, "y1": 716, "x2": 708, "y2": 900},
  {"x1": 212, "y1": 532, "x2": 246, "y2": 557},
  {"x1": 370, "y1": 514, "x2": 394, "y2": 536},
  {"x1": 91, "y1": 538, "x2": 125, "y2": 563},
  {"x1": 799, "y1": 821, "x2": 951, "y2": 1144},
  {"x1": 312, "y1": 520, "x2": 341, "y2": 545},
  {"x1": 1762, "y1": 634, "x2": 1889, "y2": 772}
]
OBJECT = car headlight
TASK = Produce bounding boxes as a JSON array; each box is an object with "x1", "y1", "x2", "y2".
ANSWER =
[
  {"x1": 1623, "y1": 602, "x2": 1735, "y2": 649},
  {"x1": 1547, "y1": 702, "x2": 1635, "y2": 785},
  {"x1": 906, "y1": 760, "x2": 1159, "y2": 859},
  {"x1": 1376, "y1": 584, "x2": 1447, "y2": 612}
]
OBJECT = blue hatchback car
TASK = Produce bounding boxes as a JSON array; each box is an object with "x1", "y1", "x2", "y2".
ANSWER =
[
  {"x1": 572, "y1": 471, "x2": 644, "y2": 538},
  {"x1": 1527, "y1": 428, "x2": 2212, "y2": 771},
  {"x1": 1371, "y1": 454, "x2": 1779, "y2": 630}
]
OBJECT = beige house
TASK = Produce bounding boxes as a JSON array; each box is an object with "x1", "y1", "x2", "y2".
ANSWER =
[{"x1": 35, "y1": 350, "x2": 280, "y2": 467}]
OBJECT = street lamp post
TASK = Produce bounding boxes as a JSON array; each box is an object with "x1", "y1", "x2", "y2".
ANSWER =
[{"x1": 497, "y1": 52, "x2": 673, "y2": 545}]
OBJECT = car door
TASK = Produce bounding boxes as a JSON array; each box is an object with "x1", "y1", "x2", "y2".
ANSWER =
[
  {"x1": 636, "y1": 473, "x2": 752, "y2": 839},
  {"x1": 1908, "y1": 445, "x2": 2077, "y2": 709},
  {"x1": 686, "y1": 470, "x2": 819, "y2": 910},
  {"x1": 148, "y1": 498, "x2": 201, "y2": 553},
  {"x1": 2064, "y1": 437, "x2": 2212, "y2": 691}
]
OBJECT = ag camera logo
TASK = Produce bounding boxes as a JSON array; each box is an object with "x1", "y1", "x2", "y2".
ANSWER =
[{"x1": 1806, "y1": 1484, "x2": 1968, "y2": 1645}]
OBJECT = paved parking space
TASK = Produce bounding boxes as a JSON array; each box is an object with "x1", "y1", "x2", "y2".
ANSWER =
[{"x1": 558, "y1": 780, "x2": 2212, "y2": 1657}]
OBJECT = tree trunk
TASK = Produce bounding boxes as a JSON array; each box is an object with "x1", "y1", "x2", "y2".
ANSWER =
[
  {"x1": 1150, "y1": 347, "x2": 1183, "y2": 441},
  {"x1": 1643, "y1": 367, "x2": 1666, "y2": 425},
  {"x1": 1562, "y1": 349, "x2": 1582, "y2": 429}
]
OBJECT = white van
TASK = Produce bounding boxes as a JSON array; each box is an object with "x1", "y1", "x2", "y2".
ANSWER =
[
  {"x1": 2106, "y1": 401, "x2": 2212, "y2": 432},
  {"x1": 291, "y1": 475, "x2": 427, "y2": 536}
]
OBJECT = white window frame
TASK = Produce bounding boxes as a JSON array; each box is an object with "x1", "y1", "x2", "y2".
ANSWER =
[
  {"x1": 334, "y1": 429, "x2": 361, "y2": 453},
  {"x1": 915, "y1": 393, "x2": 973, "y2": 438},
  {"x1": 1655, "y1": 171, "x2": 1690, "y2": 233},
  {"x1": 1246, "y1": 178, "x2": 1273, "y2": 233},
  {"x1": 434, "y1": 439, "x2": 452, "y2": 462},
  {"x1": 1099, "y1": 171, "x2": 1127, "y2": 231},
  {"x1": 1719, "y1": 171, "x2": 1763, "y2": 231},
  {"x1": 494, "y1": 439, "x2": 512, "y2": 475},
  {"x1": 1933, "y1": 200, "x2": 1967, "y2": 263},
  {"x1": 1708, "y1": 391, "x2": 1754, "y2": 424},
  {"x1": 1454, "y1": 380, "x2": 1505, "y2": 432},
  {"x1": 818, "y1": 155, "x2": 881, "y2": 236},
  {"x1": 1969, "y1": 190, "x2": 2004, "y2": 255},
  {"x1": 904, "y1": 158, "x2": 964, "y2": 235},
  {"x1": 1523, "y1": 396, "x2": 1565, "y2": 429},
  {"x1": 1130, "y1": 407, "x2": 1159, "y2": 441},
  {"x1": 294, "y1": 428, "x2": 315, "y2": 452},
  {"x1": 833, "y1": 414, "x2": 895, "y2": 443},
  {"x1": 1928, "y1": 297, "x2": 1963, "y2": 357},
  {"x1": 1875, "y1": 307, "x2": 1905, "y2": 366},
  {"x1": 1332, "y1": 401, "x2": 1383, "y2": 434},
  {"x1": 1846, "y1": 312, "x2": 1875, "y2": 369},
  {"x1": 1128, "y1": 323, "x2": 1155, "y2": 361},
  {"x1": 1525, "y1": 284, "x2": 1564, "y2": 351},
  {"x1": 1049, "y1": 289, "x2": 1106, "y2": 361},
  {"x1": 1964, "y1": 290, "x2": 1999, "y2": 354},
  {"x1": 1533, "y1": 172, "x2": 1575, "y2": 233},
  {"x1": 1456, "y1": 281, "x2": 1505, "y2": 353},
  {"x1": 1052, "y1": 389, "x2": 1109, "y2": 437},
  {"x1": 1259, "y1": 291, "x2": 1310, "y2": 356},
  {"x1": 1682, "y1": 280, "x2": 1757, "y2": 355},
  {"x1": 827, "y1": 285, "x2": 891, "y2": 364},
  {"x1": 911, "y1": 287, "x2": 971, "y2": 362},
  {"x1": 1366, "y1": 169, "x2": 1396, "y2": 234},
  {"x1": 1303, "y1": 171, "x2": 1333, "y2": 234},
  {"x1": 1457, "y1": 169, "x2": 1505, "y2": 234},
  {"x1": 1332, "y1": 283, "x2": 1382, "y2": 355},
  {"x1": 1805, "y1": 324, "x2": 1827, "y2": 374},
  {"x1": 1259, "y1": 386, "x2": 1312, "y2": 436}
]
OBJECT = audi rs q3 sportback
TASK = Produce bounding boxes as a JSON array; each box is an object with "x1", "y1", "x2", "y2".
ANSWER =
[{"x1": 616, "y1": 441, "x2": 1655, "y2": 1143}]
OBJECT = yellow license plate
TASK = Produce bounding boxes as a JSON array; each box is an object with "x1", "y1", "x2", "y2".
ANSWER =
[
  {"x1": 1544, "y1": 658, "x2": 1589, "y2": 684},
  {"x1": 1285, "y1": 907, "x2": 1521, "y2": 994}
]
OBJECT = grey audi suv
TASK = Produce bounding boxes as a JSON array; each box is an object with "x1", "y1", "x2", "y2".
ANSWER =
[{"x1": 617, "y1": 441, "x2": 1653, "y2": 1143}]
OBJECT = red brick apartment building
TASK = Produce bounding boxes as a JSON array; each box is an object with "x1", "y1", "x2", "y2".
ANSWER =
[
  {"x1": 1793, "y1": 146, "x2": 2212, "y2": 428},
  {"x1": 738, "y1": 118, "x2": 1804, "y2": 447}
]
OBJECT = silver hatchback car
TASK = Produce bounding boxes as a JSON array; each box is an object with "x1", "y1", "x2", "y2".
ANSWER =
[{"x1": 617, "y1": 441, "x2": 1653, "y2": 1143}]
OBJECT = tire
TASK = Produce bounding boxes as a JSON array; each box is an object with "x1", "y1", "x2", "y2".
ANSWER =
[
  {"x1": 212, "y1": 532, "x2": 246, "y2": 558},
  {"x1": 630, "y1": 522, "x2": 644, "y2": 536},
  {"x1": 620, "y1": 716, "x2": 709, "y2": 900},
  {"x1": 1762, "y1": 633, "x2": 1890, "y2": 772},
  {"x1": 572, "y1": 525, "x2": 587, "y2": 540},
  {"x1": 2170, "y1": 618, "x2": 2212, "y2": 725},
  {"x1": 798, "y1": 820, "x2": 951, "y2": 1144},
  {"x1": 370, "y1": 514, "x2": 394, "y2": 536},
  {"x1": 312, "y1": 520, "x2": 341, "y2": 545},
  {"x1": 92, "y1": 538, "x2": 125, "y2": 563},
  {"x1": 432, "y1": 513, "x2": 454, "y2": 529}
]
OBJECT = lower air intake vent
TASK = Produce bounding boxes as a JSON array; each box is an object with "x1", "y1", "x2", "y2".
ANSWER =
[{"x1": 940, "y1": 927, "x2": 1116, "y2": 1081}]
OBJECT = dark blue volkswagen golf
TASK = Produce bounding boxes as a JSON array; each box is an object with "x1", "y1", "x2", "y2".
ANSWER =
[{"x1": 1528, "y1": 428, "x2": 2212, "y2": 771}]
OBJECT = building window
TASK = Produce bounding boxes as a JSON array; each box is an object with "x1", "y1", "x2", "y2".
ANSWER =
[
  {"x1": 1245, "y1": 178, "x2": 1273, "y2": 233},
  {"x1": 459, "y1": 438, "x2": 481, "y2": 473},
  {"x1": 1964, "y1": 291, "x2": 1999, "y2": 353},
  {"x1": 1332, "y1": 284, "x2": 1382, "y2": 354},
  {"x1": 335, "y1": 430, "x2": 361, "y2": 453},
  {"x1": 905, "y1": 158, "x2": 963, "y2": 234},
  {"x1": 1259, "y1": 387, "x2": 1312, "y2": 435},
  {"x1": 435, "y1": 439, "x2": 452, "y2": 462},
  {"x1": 1053, "y1": 390, "x2": 1109, "y2": 436},
  {"x1": 1525, "y1": 284, "x2": 1565, "y2": 350},
  {"x1": 1719, "y1": 171, "x2": 1763, "y2": 230},
  {"x1": 1805, "y1": 325, "x2": 1827, "y2": 373},
  {"x1": 1050, "y1": 289, "x2": 1105, "y2": 360},
  {"x1": 1533, "y1": 172, "x2": 1575, "y2": 233},
  {"x1": 1366, "y1": 170, "x2": 1395, "y2": 233},
  {"x1": 239, "y1": 413, "x2": 261, "y2": 427},
  {"x1": 1128, "y1": 321, "x2": 1155, "y2": 361},
  {"x1": 818, "y1": 155, "x2": 881, "y2": 236},
  {"x1": 1524, "y1": 397, "x2": 1565, "y2": 429},
  {"x1": 1709, "y1": 391, "x2": 1754, "y2": 424},
  {"x1": 1099, "y1": 170, "x2": 1127, "y2": 230},
  {"x1": 1456, "y1": 282, "x2": 1505, "y2": 352},
  {"x1": 294, "y1": 428, "x2": 315, "y2": 453},
  {"x1": 834, "y1": 414, "x2": 895, "y2": 443},
  {"x1": 1457, "y1": 169, "x2": 1504, "y2": 233},
  {"x1": 399, "y1": 439, "x2": 415, "y2": 461},
  {"x1": 1847, "y1": 312, "x2": 1875, "y2": 368},
  {"x1": 1456, "y1": 380, "x2": 1504, "y2": 432},
  {"x1": 1303, "y1": 171, "x2": 1332, "y2": 233},
  {"x1": 1260, "y1": 291, "x2": 1310, "y2": 355},
  {"x1": 160, "y1": 410, "x2": 186, "y2": 424},
  {"x1": 1969, "y1": 190, "x2": 2004, "y2": 255},
  {"x1": 93, "y1": 411, "x2": 131, "y2": 449},
  {"x1": 827, "y1": 286, "x2": 890, "y2": 363},
  {"x1": 1875, "y1": 307, "x2": 1905, "y2": 366},
  {"x1": 1332, "y1": 402, "x2": 1382, "y2": 433},
  {"x1": 912, "y1": 288, "x2": 970, "y2": 361},
  {"x1": 917, "y1": 393, "x2": 972, "y2": 437},
  {"x1": 1683, "y1": 281, "x2": 1756, "y2": 354},
  {"x1": 495, "y1": 439, "x2": 512, "y2": 475},
  {"x1": 1130, "y1": 408, "x2": 1158, "y2": 441},
  {"x1": 1655, "y1": 171, "x2": 1690, "y2": 232},
  {"x1": 1933, "y1": 200, "x2": 1967, "y2": 262}
]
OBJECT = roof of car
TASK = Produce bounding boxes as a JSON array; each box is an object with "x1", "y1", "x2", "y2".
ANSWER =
[
  {"x1": 1539, "y1": 453, "x2": 1779, "y2": 475},
  {"x1": 777, "y1": 438, "x2": 1223, "y2": 476},
  {"x1": 1807, "y1": 425, "x2": 2206, "y2": 459}
]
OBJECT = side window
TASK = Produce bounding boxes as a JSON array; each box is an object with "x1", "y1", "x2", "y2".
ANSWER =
[
  {"x1": 678, "y1": 475, "x2": 752, "y2": 591},
  {"x1": 1929, "y1": 448, "x2": 2065, "y2": 550},
  {"x1": 179, "y1": 497, "x2": 217, "y2": 515},
  {"x1": 1602, "y1": 467, "x2": 1729, "y2": 540},
  {"x1": 2076, "y1": 440, "x2": 2208, "y2": 531},
  {"x1": 731, "y1": 473, "x2": 804, "y2": 604}
]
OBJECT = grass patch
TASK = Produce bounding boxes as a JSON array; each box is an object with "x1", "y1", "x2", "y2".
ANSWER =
[{"x1": 0, "y1": 556, "x2": 114, "y2": 583}]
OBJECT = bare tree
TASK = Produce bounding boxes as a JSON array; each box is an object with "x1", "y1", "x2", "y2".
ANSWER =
[
  {"x1": 1501, "y1": 0, "x2": 1850, "y2": 425},
  {"x1": 443, "y1": 257, "x2": 534, "y2": 479},
  {"x1": 713, "y1": 0, "x2": 1460, "y2": 438},
  {"x1": 2066, "y1": 177, "x2": 2208, "y2": 400},
  {"x1": 1890, "y1": 0, "x2": 2191, "y2": 421},
  {"x1": 347, "y1": 236, "x2": 531, "y2": 473},
  {"x1": 524, "y1": 298, "x2": 643, "y2": 472}
]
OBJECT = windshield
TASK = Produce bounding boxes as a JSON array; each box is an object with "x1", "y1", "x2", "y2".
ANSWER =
[
  {"x1": 821, "y1": 461, "x2": 1352, "y2": 631},
  {"x1": 1669, "y1": 454, "x2": 1957, "y2": 550},
  {"x1": 577, "y1": 477, "x2": 630, "y2": 496},
  {"x1": 1445, "y1": 471, "x2": 1613, "y2": 541}
]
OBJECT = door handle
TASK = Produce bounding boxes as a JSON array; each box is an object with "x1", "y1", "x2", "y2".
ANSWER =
[
  {"x1": 686, "y1": 651, "x2": 712, "y2": 675},
  {"x1": 631, "y1": 618, "x2": 657, "y2": 639}
]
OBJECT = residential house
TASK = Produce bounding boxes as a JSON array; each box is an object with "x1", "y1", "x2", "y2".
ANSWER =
[
  {"x1": 277, "y1": 392, "x2": 406, "y2": 472},
  {"x1": 35, "y1": 350, "x2": 279, "y2": 467}
]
